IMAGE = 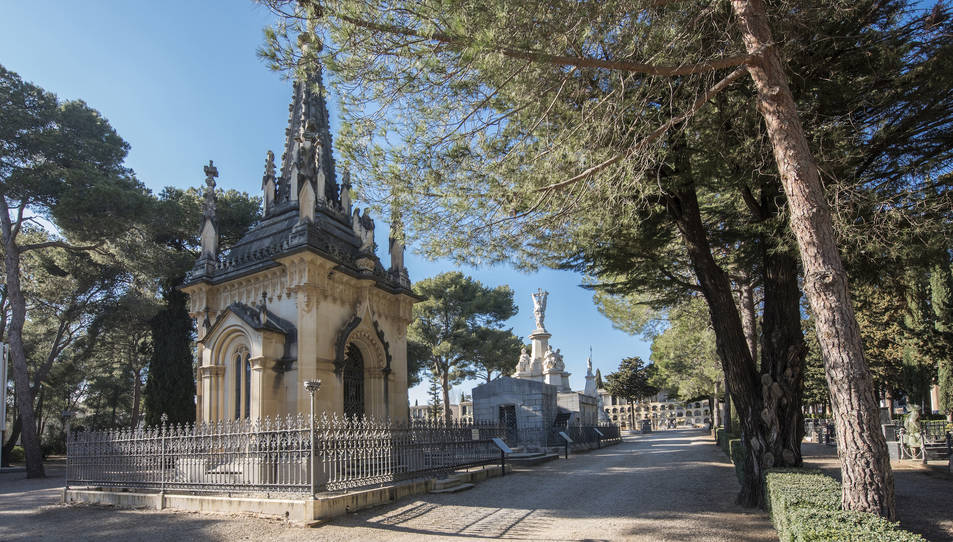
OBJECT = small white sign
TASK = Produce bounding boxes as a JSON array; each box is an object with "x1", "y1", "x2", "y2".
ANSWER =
[
  {"x1": 558, "y1": 431, "x2": 573, "y2": 443},
  {"x1": 472, "y1": 429, "x2": 480, "y2": 440},
  {"x1": 491, "y1": 437, "x2": 513, "y2": 454}
]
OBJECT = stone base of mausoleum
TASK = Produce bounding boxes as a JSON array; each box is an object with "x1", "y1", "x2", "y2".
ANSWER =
[{"x1": 63, "y1": 463, "x2": 507, "y2": 524}]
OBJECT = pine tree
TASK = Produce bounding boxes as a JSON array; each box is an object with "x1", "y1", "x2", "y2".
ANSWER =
[{"x1": 143, "y1": 285, "x2": 196, "y2": 426}]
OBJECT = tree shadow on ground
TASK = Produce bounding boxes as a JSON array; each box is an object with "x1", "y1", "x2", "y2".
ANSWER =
[{"x1": 802, "y1": 442, "x2": 953, "y2": 542}]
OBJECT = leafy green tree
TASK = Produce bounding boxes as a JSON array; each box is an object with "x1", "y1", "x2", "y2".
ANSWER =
[
  {"x1": 409, "y1": 272, "x2": 517, "y2": 420},
  {"x1": 262, "y1": 0, "x2": 953, "y2": 516},
  {"x1": 0, "y1": 65, "x2": 150, "y2": 477},
  {"x1": 406, "y1": 339, "x2": 430, "y2": 389},
  {"x1": 464, "y1": 327, "x2": 522, "y2": 383},
  {"x1": 141, "y1": 187, "x2": 261, "y2": 426},
  {"x1": 605, "y1": 357, "x2": 658, "y2": 430},
  {"x1": 931, "y1": 260, "x2": 953, "y2": 420},
  {"x1": 649, "y1": 298, "x2": 723, "y2": 415}
]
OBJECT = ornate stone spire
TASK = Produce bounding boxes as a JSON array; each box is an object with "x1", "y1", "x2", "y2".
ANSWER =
[
  {"x1": 199, "y1": 160, "x2": 219, "y2": 259},
  {"x1": 278, "y1": 61, "x2": 338, "y2": 207}
]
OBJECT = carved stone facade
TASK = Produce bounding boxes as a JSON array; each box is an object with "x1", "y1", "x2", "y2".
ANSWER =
[{"x1": 181, "y1": 64, "x2": 417, "y2": 423}]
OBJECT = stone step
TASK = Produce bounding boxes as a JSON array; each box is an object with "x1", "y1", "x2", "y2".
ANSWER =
[
  {"x1": 430, "y1": 474, "x2": 467, "y2": 491},
  {"x1": 507, "y1": 452, "x2": 560, "y2": 466},
  {"x1": 429, "y1": 482, "x2": 475, "y2": 494}
]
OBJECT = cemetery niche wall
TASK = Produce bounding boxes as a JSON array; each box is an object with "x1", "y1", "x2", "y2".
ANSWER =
[
  {"x1": 181, "y1": 64, "x2": 418, "y2": 423},
  {"x1": 472, "y1": 290, "x2": 599, "y2": 450}
]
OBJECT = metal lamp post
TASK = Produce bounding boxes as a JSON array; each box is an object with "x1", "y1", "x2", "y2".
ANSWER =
[
  {"x1": 303, "y1": 380, "x2": 321, "y2": 497},
  {"x1": 61, "y1": 410, "x2": 74, "y2": 489}
]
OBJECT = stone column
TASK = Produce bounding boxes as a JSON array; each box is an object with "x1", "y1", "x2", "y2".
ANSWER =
[
  {"x1": 294, "y1": 285, "x2": 320, "y2": 416},
  {"x1": 249, "y1": 357, "x2": 278, "y2": 420},
  {"x1": 527, "y1": 329, "x2": 550, "y2": 382}
]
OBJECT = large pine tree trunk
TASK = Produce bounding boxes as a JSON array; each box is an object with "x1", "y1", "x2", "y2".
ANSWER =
[
  {"x1": 667, "y1": 186, "x2": 767, "y2": 506},
  {"x1": 757, "y1": 183, "x2": 807, "y2": 467},
  {"x1": 738, "y1": 281, "x2": 758, "y2": 361},
  {"x1": 731, "y1": 0, "x2": 895, "y2": 517},
  {"x1": 761, "y1": 243, "x2": 806, "y2": 466},
  {"x1": 0, "y1": 211, "x2": 45, "y2": 478}
]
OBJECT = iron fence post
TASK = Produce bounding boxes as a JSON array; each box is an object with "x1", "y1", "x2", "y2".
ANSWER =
[
  {"x1": 160, "y1": 413, "x2": 168, "y2": 498},
  {"x1": 304, "y1": 380, "x2": 321, "y2": 497}
]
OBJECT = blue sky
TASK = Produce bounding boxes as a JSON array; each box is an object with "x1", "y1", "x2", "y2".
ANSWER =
[{"x1": 0, "y1": 1, "x2": 652, "y2": 405}]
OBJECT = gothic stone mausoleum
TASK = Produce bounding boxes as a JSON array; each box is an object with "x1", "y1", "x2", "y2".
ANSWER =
[{"x1": 181, "y1": 67, "x2": 417, "y2": 423}]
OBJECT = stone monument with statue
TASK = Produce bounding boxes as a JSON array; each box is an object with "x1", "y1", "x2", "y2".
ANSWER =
[{"x1": 472, "y1": 290, "x2": 599, "y2": 450}]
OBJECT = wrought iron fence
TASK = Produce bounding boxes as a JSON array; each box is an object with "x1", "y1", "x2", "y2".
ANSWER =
[
  {"x1": 920, "y1": 420, "x2": 950, "y2": 442},
  {"x1": 67, "y1": 414, "x2": 505, "y2": 496}
]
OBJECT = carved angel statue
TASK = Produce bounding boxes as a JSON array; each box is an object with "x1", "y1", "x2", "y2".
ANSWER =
[{"x1": 532, "y1": 288, "x2": 549, "y2": 330}]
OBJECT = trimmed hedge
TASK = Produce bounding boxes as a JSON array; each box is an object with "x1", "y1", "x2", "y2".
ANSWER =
[
  {"x1": 728, "y1": 438, "x2": 747, "y2": 487},
  {"x1": 715, "y1": 428, "x2": 738, "y2": 456},
  {"x1": 764, "y1": 469, "x2": 926, "y2": 542}
]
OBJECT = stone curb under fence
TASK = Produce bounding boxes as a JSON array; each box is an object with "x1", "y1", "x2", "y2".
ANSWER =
[{"x1": 63, "y1": 414, "x2": 621, "y2": 523}]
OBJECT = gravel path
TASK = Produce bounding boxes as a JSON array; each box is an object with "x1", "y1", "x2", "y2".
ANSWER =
[{"x1": 0, "y1": 430, "x2": 776, "y2": 541}]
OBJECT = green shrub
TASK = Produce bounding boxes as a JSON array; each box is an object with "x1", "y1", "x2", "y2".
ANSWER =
[
  {"x1": 715, "y1": 428, "x2": 738, "y2": 456},
  {"x1": 8, "y1": 445, "x2": 25, "y2": 463},
  {"x1": 765, "y1": 469, "x2": 925, "y2": 542},
  {"x1": 786, "y1": 508, "x2": 927, "y2": 542},
  {"x1": 729, "y1": 438, "x2": 747, "y2": 486}
]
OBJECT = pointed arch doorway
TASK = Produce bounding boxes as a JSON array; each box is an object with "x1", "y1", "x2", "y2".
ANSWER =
[{"x1": 342, "y1": 343, "x2": 365, "y2": 419}]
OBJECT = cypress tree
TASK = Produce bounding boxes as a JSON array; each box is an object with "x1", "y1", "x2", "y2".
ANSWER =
[
  {"x1": 930, "y1": 260, "x2": 953, "y2": 418},
  {"x1": 143, "y1": 284, "x2": 196, "y2": 426}
]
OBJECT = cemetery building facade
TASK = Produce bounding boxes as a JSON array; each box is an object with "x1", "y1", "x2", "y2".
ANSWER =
[
  {"x1": 598, "y1": 389, "x2": 713, "y2": 430},
  {"x1": 181, "y1": 66, "x2": 417, "y2": 423}
]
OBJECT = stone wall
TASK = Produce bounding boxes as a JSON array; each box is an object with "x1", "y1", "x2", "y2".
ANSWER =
[{"x1": 472, "y1": 377, "x2": 558, "y2": 435}]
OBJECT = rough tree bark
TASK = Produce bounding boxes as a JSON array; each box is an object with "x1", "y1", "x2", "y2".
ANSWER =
[
  {"x1": 0, "y1": 206, "x2": 45, "y2": 478},
  {"x1": 667, "y1": 185, "x2": 767, "y2": 506},
  {"x1": 737, "y1": 280, "x2": 758, "y2": 362},
  {"x1": 761, "y1": 244, "x2": 806, "y2": 466},
  {"x1": 731, "y1": 0, "x2": 895, "y2": 517}
]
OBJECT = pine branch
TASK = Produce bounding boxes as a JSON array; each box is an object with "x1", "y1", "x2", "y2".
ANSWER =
[
  {"x1": 315, "y1": 5, "x2": 752, "y2": 77},
  {"x1": 535, "y1": 65, "x2": 749, "y2": 194},
  {"x1": 18, "y1": 240, "x2": 104, "y2": 253}
]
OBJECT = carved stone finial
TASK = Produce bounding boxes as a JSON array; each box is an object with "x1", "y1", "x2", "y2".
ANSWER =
[
  {"x1": 199, "y1": 160, "x2": 219, "y2": 259},
  {"x1": 262, "y1": 150, "x2": 277, "y2": 214},
  {"x1": 259, "y1": 291, "x2": 268, "y2": 326},
  {"x1": 340, "y1": 166, "x2": 352, "y2": 215},
  {"x1": 388, "y1": 209, "x2": 405, "y2": 272}
]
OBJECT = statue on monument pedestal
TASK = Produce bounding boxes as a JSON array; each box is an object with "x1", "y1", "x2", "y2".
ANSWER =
[
  {"x1": 199, "y1": 160, "x2": 219, "y2": 259},
  {"x1": 543, "y1": 346, "x2": 564, "y2": 371},
  {"x1": 514, "y1": 347, "x2": 531, "y2": 374},
  {"x1": 532, "y1": 288, "x2": 549, "y2": 331}
]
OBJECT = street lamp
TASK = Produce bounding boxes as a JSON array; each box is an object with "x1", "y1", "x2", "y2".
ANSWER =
[
  {"x1": 61, "y1": 410, "x2": 75, "y2": 490},
  {"x1": 303, "y1": 380, "x2": 321, "y2": 497}
]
